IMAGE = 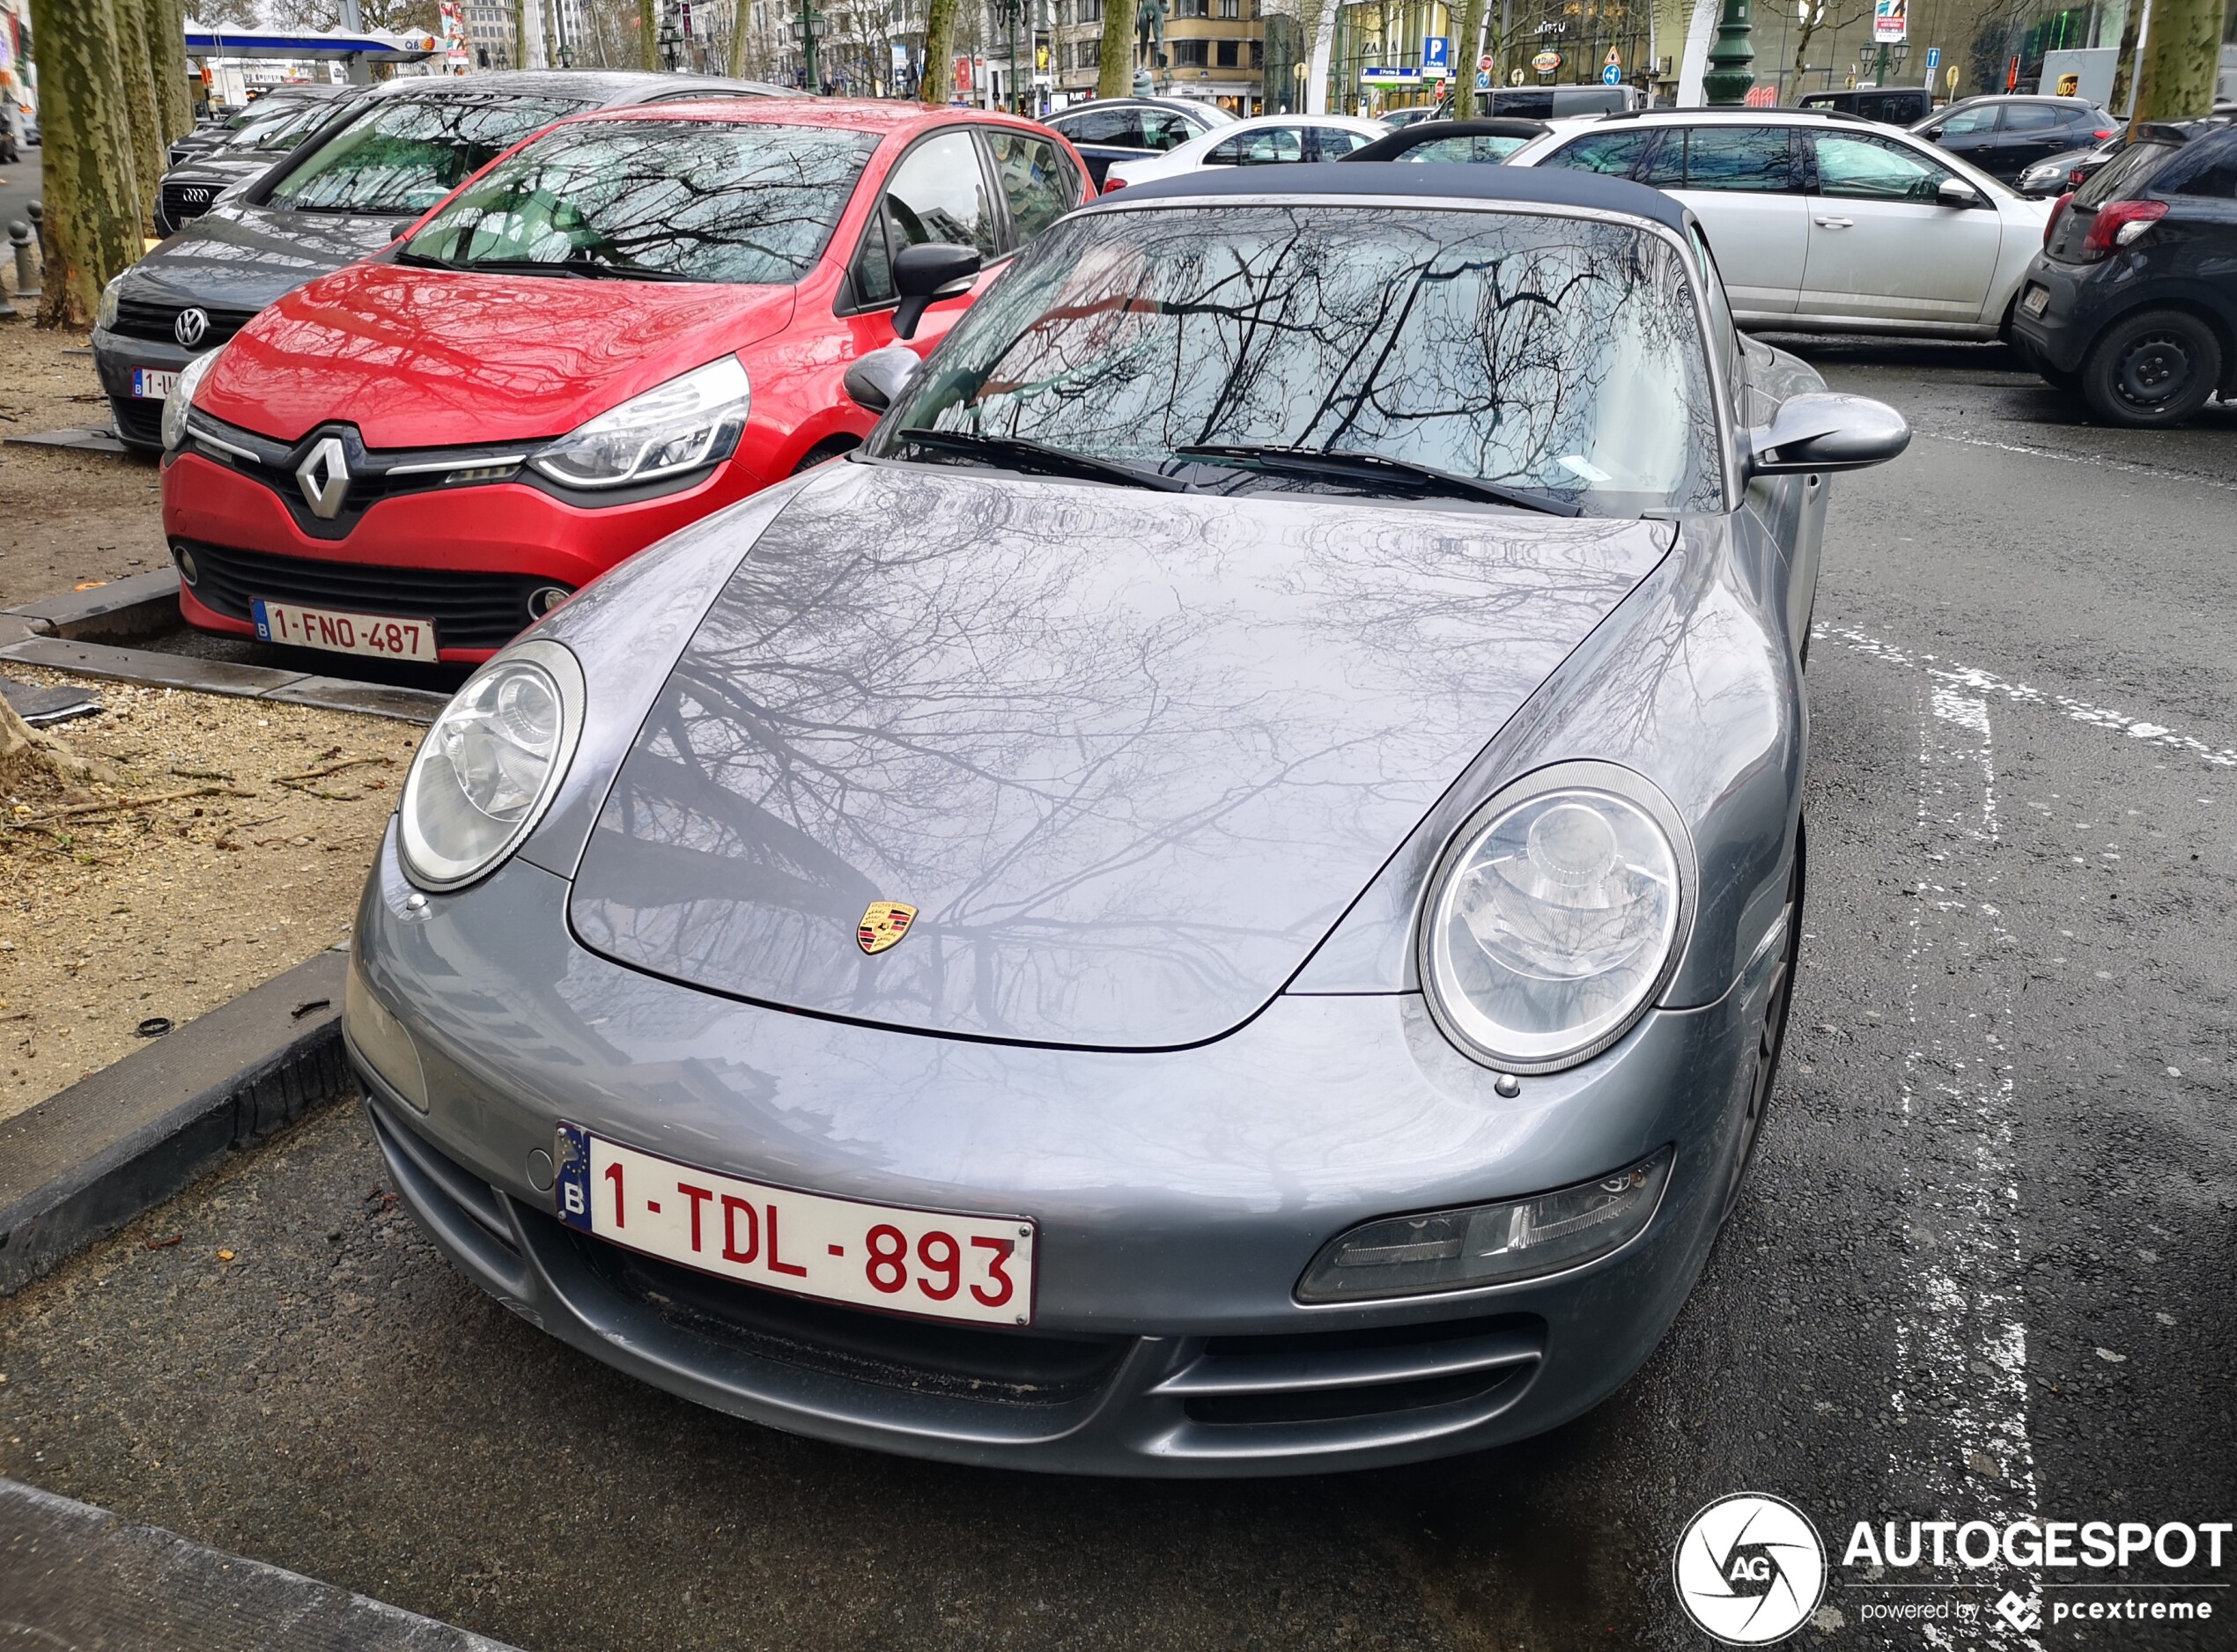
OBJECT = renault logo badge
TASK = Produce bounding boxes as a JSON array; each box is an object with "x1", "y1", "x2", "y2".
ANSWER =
[
  {"x1": 294, "y1": 435, "x2": 350, "y2": 520},
  {"x1": 857, "y1": 901, "x2": 917, "y2": 955},
  {"x1": 173, "y1": 306, "x2": 210, "y2": 348}
]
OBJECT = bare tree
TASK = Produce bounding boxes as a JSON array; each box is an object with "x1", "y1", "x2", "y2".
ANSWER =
[
  {"x1": 1093, "y1": 0, "x2": 1133, "y2": 93},
  {"x1": 30, "y1": 0, "x2": 149, "y2": 324},
  {"x1": 146, "y1": 0, "x2": 196, "y2": 142},
  {"x1": 1789, "y1": 0, "x2": 1872, "y2": 91},
  {"x1": 110, "y1": 0, "x2": 167, "y2": 225}
]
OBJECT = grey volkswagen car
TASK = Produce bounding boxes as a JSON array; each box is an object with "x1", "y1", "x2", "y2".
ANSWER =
[
  {"x1": 95, "y1": 70, "x2": 786, "y2": 450},
  {"x1": 345, "y1": 166, "x2": 1907, "y2": 1475}
]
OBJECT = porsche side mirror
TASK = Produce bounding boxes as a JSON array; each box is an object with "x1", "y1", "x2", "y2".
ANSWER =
[
  {"x1": 1938, "y1": 176, "x2": 1984, "y2": 209},
  {"x1": 843, "y1": 343, "x2": 921, "y2": 415},
  {"x1": 890, "y1": 242, "x2": 981, "y2": 341},
  {"x1": 1746, "y1": 392, "x2": 1910, "y2": 476}
]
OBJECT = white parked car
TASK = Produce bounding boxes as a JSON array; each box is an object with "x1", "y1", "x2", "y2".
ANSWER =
[
  {"x1": 1504, "y1": 109, "x2": 2052, "y2": 338},
  {"x1": 1104, "y1": 114, "x2": 1391, "y2": 189}
]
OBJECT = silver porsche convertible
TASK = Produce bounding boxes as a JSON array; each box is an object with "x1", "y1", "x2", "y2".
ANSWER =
[{"x1": 345, "y1": 165, "x2": 1907, "y2": 1475}]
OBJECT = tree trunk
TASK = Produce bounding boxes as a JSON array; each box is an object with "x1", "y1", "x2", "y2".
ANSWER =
[
  {"x1": 2108, "y1": 0, "x2": 2147, "y2": 111},
  {"x1": 111, "y1": 0, "x2": 167, "y2": 230},
  {"x1": 729, "y1": 0, "x2": 750, "y2": 72},
  {"x1": 30, "y1": 0, "x2": 147, "y2": 326},
  {"x1": 1451, "y1": 0, "x2": 1486, "y2": 113},
  {"x1": 1095, "y1": 0, "x2": 1135, "y2": 96},
  {"x1": 638, "y1": 0, "x2": 659, "y2": 68},
  {"x1": 1303, "y1": 0, "x2": 1336, "y2": 110},
  {"x1": 146, "y1": 0, "x2": 195, "y2": 144},
  {"x1": 925, "y1": 0, "x2": 961, "y2": 99},
  {"x1": 2130, "y1": 0, "x2": 2224, "y2": 123}
]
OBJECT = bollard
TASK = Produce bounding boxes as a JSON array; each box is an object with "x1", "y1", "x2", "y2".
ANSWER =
[{"x1": 8, "y1": 220, "x2": 36, "y2": 304}]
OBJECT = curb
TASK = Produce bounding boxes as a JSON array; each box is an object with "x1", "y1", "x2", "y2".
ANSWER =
[
  {"x1": 1, "y1": 1477, "x2": 524, "y2": 1650},
  {"x1": 0, "y1": 948, "x2": 353, "y2": 1298},
  {"x1": 4, "y1": 568, "x2": 183, "y2": 642}
]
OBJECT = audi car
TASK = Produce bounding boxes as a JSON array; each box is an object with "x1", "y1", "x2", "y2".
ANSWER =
[
  {"x1": 344, "y1": 165, "x2": 1908, "y2": 1475},
  {"x1": 152, "y1": 85, "x2": 362, "y2": 237},
  {"x1": 96, "y1": 70, "x2": 786, "y2": 452},
  {"x1": 159, "y1": 100, "x2": 1091, "y2": 665}
]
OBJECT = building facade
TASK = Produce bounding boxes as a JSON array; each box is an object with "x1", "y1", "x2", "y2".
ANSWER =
[{"x1": 1049, "y1": 0, "x2": 1268, "y2": 112}]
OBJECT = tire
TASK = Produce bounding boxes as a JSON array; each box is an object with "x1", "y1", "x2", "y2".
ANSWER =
[
  {"x1": 2080, "y1": 307, "x2": 2223, "y2": 428},
  {"x1": 1719, "y1": 820, "x2": 1805, "y2": 1225},
  {"x1": 789, "y1": 436, "x2": 859, "y2": 476}
]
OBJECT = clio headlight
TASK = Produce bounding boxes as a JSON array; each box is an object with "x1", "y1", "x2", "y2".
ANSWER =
[
  {"x1": 398, "y1": 639, "x2": 585, "y2": 891},
  {"x1": 1420, "y1": 765, "x2": 1691, "y2": 1073},
  {"x1": 161, "y1": 345, "x2": 224, "y2": 454},
  {"x1": 530, "y1": 356, "x2": 750, "y2": 490}
]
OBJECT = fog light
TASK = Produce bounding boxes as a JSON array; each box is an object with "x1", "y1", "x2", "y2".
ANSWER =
[
  {"x1": 173, "y1": 544, "x2": 199, "y2": 587},
  {"x1": 344, "y1": 955, "x2": 428, "y2": 1112},
  {"x1": 1296, "y1": 1147, "x2": 1672, "y2": 1302}
]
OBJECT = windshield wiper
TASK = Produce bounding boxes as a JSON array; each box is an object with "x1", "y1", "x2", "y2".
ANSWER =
[
  {"x1": 893, "y1": 428, "x2": 1192, "y2": 492},
  {"x1": 1171, "y1": 443, "x2": 1582, "y2": 517},
  {"x1": 395, "y1": 250, "x2": 688, "y2": 280}
]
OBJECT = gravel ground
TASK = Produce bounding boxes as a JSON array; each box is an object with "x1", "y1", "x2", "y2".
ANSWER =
[
  {"x1": 0, "y1": 324, "x2": 168, "y2": 609},
  {"x1": 0, "y1": 668, "x2": 411, "y2": 1117}
]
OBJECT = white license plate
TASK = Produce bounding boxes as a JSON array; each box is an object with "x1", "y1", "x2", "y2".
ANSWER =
[
  {"x1": 252, "y1": 598, "x2": 439, "y2": 661},
  {"x1": 555, "y1": 1125, "x2": 1037, "y2": 1326},
  {"x1": 2021, "y1": 284, "x2": 2050, "y2": 316},
  {"x1": 131, "y1": 368, "x2": 179, "y2": 400}
]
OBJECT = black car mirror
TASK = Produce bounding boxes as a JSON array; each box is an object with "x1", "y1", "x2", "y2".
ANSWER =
[
  {"x1": 1938, "y1": 176, "x2": 1984, "y2": 208},
  {"x1": 890, "y1": 243, "x2": 982, "y2": 341},
  {"x1": 843, "y1": 343, "x2": 921, "y2": 415},
  {"x1": 1746, "y1": 392, "x2": 1910, "y2": 476}
]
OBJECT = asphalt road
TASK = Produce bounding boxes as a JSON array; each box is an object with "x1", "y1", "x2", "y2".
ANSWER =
[{"x1": 2, "y1": 344, "x2": 2233, "y2": 1652}]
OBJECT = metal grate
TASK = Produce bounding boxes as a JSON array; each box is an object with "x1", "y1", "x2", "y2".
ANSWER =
[
  {"x1": 175, "y1": 538, "x2": 558, "y2": 653},
  {"x1": 159, "y1": 181, "x2": 223, "y2": 225},
  {"x1": 1163, "y1": 1316, "x2": 1543, "y2": 1428},
  {"x1": 109, "y1": 297, "x2": 259, "y2": 347},
  {"x1": 111, "y1": 396, "x2": 166, "y2": 448}
]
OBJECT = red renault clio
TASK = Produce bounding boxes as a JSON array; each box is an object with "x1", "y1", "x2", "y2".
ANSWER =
[{"x1": 159, "y1": 100, "x2": 1089, "y2": 664}]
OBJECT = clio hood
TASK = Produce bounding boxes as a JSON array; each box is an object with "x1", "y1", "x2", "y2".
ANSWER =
[
  {"x1": 197, "y1": 260, "x2": 798, "y2": 449},
  {"x1": 567, "y1": 460, "x2": 1675, "y2": 1050}
]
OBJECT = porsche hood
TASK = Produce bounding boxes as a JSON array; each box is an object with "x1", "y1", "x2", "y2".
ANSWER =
[{"x1": 568, "y1": 461, "x2": 1672, "y2": 1049}]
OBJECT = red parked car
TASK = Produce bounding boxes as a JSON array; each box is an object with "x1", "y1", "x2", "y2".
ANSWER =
[{"x1": 159, "y1": 100, "x2": 1091, "y2": 664}]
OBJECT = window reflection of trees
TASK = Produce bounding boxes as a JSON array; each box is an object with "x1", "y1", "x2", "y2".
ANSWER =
[
  {"x1": 909, "y1": 207, "x2": 1724, "y2": 514},
  {"x1": 410, "y1": 124, "x2": 878, "y2": 284},
  {"x1": 269, "y1": 97, "x2": 587, "y2": 216}
]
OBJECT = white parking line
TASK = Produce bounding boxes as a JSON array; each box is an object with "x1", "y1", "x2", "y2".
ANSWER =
[
  {"x1": 1918, "y1": 431, "x2": 2237, "y2": 496},
  {"x1": 1814, "y1": 623, "x2": 2237, "y2": 771},
  {"x1": 1894, "y1": 684, "x2": 2042, "y2": 1652}
]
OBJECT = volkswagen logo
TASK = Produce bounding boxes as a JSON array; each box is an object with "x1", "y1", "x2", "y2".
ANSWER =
[
  {"x1": 173, "y1": 306, "x2": 210, "y2": 348},
  {"x1": 294, "y1": 435, "x2": 351, "y2": 520}
]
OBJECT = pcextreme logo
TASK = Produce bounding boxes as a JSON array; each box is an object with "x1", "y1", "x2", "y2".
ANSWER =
[{"x1": 1673, "y1": 1493, "x2": 1828, "y2": 1645}]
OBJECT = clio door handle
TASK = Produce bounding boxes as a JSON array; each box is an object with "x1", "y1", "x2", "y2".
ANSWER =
[{"x1": 1813, "y1": 216, "x2": 1855, "y2": 228}]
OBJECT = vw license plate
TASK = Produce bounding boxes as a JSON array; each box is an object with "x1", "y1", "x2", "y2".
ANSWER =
[
  {"x1": 131, "y1": 368, "x2": 179, "y2": 400},
  {"x1": 252, "y1": 598, "x2": 439, "y2": 662},
  {"x1": 2021, "y1": 284, "x2": 2050, "y2": 317},
  {"x1": 555, "y1": 1125, "x2": 1037, "y2": 1326}
]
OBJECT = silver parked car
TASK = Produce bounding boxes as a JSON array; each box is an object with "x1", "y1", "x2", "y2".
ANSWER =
[
  {"x1": 1509, "y1": 108, "x2": 2053, "y2": 338},
  {"x1": 347, "y1": 165, "x2": 1907, "y2": 1476}
]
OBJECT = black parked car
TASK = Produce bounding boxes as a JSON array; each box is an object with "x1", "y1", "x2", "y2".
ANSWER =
[
  {"x1": 93, "y1": 70, "x2": 786, "y2": 451},
  {"x1": 152, "y1": 85, "x2": 364, "y2": 237},
  {"x1": 166, "y1": 83, "x2": 337, "y2": 169},
  {"x1": 2010, "y1": 115, "x2": 2237, "y2": 425},
  {"x1": 1045, "y1": 97, "x2": 1234, "y2": 188},
  {"x1": 1342, "y1": 116, "x2": 1552, "y2": 164},
  {"x1": 1797, "y1": 85, "x2": 1933, "y2": 124},
  {"x1": 1911, "y1": 94, "x2": 2116, "y2": 181},
  {"x1": 2016, "y1": 131, "x2": 2126, "y2": 196}
]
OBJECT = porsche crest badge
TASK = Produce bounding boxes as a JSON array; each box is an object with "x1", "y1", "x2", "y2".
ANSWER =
[{"x1": 858, "y1": 901, "x2": 918, "y2": 955}]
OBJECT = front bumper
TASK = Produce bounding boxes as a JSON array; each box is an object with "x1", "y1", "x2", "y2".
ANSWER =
[
  {"x1": 351, "y1": 830, "x2": 1779, "y2": 1477},
  {"x1": 92, "y1": 327, "x2": 194, "y2": 450},
  {"x1": 161, "y1": 447, "x2": 761, "y2": 664}
]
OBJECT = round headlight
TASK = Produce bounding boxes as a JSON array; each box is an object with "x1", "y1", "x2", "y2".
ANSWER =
[
  {"x1": 1420, "y1": 766, "x2": 1690, "y2": 1073},
  {"x1": 161, "y1": 346, "x2": 223, "y2": 454},
  {"x1": 398, "y1": 639, "x2": 585, "y2": 892}
]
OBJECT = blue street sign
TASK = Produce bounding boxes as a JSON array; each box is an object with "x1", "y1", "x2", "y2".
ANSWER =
[
  {"x1": 1476, "y1": 70, "x2": 1491, "y2": 89},
  {"x1": 1602, "y1": 63, "x2": 1622, "y2": 84},
  {"x1": 1423, "y1": 35, "x2": 1451, "y2": 70},
  {"x1": 1925, "y1": 45, "x2": 1940, "y2": 68}
]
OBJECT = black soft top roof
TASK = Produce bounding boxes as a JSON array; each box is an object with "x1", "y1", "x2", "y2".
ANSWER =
[{"x1": 1098, "y1": 160, "x2": 1692, "y2": 234}]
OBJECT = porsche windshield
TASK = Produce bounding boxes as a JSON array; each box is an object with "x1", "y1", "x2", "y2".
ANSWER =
[
  {"x1": 882, "y1": 205, "x2": 1724, "y2": 514},
  {"x1": 402, "y1": 122, "x2": 877, "y2": 284},
  {"x1": 264, "y1": 95, "x2": 587, "y2": 216}
]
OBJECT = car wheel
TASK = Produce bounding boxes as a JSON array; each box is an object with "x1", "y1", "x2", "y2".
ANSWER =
[
  {"x1": 790, "y1": 436, "x2": 859, "y2": 476},
  {"x1": 1719, "y1": 821, "x2": 1804, "y2": 1226},
  {"x1": 2080, "y1": 308, "x2": 2223, "y2": 427}
]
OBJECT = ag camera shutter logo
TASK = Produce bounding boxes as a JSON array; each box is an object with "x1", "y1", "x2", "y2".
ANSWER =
[{"x1": 1673, "y1": 1493, "x2": 1827, "y2": 1644}]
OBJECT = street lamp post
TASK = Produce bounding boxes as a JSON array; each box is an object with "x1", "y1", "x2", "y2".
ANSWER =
[{"x1": 1702, "y1": 0, "x2": 1754, "y2": 103}]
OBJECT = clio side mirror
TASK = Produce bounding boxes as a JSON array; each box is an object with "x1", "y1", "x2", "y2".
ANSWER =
[
  {"x1": 890, "y1": 242, "x2": 982, "y2": 340},
  {"x1": 843, "y1": 343, "x2": 921, "y2": 414},
  {"x1": 1746, "y1": 392, "x2": 1910, "y2": 475}
]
